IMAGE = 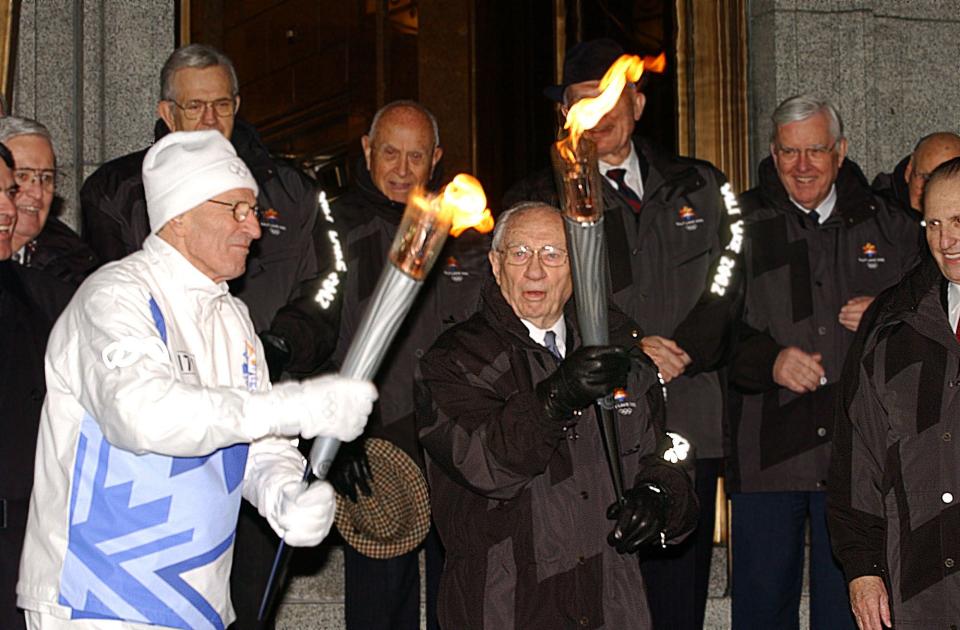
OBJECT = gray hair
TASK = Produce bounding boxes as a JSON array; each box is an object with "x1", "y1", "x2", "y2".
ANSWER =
[
  {"x1": 770, "y1": 95, "x2": 844, "y2": 144},
  {"x1": 490, "y1": 201, "x2": 562, "y2": 252},
  {"x1": 368, "y1": 100, "x2": 440, "y2": 150},
  {"x1": 0, "y1": 116, "x2": 52, "y2": 144},
  {"x1": 160, "y1": 44, "x2": 239, "y2": 102}
]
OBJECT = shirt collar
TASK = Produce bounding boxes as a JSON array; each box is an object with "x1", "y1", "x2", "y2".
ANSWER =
[
  {"x1": 948, "y1": 281, "x2": 960, "y2": 333},
  {"x1": 521, "y1": 314, "x2": 567, "y2": 358},
  {"x1": 790, "y1": 184, "x2": 837, "y2": 223},
  {"x1": 599, "y1": 144, "x2": 644, "y2": 199}
]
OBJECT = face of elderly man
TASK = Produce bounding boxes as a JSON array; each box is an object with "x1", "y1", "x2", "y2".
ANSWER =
[
  {"x1": 0, "y1": 159, "x2": 17, "y2": 260},
  {"x1": 564, "y1": 81, "x2": 645, "y2": 165},
  {"x1": 7, "y1": 133, "x2": 55, "y2": 252},
  {"x1": 906, "y1": 133, "x2": 960, "y2": 211},
  {"x1": 489, "y1": 206, "x2": 572, "y2": 329},
  {"x1": 923, "y1": 175, "x2": 960, "y2": 285},
  {"x1": 158, "y1": 65, "x2": 238, "y2": 140},
  {"x1": 361, "y1": 105, "x2": 442, "y2": 204},
  {"x1": 168, "y1": 187, "x2": 261, "y2": 283},
  {"x1": 771, "y1": 109, "x2": 848, "y2": 210}
]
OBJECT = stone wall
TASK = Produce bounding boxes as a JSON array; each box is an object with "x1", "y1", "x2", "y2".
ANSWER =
[
  {"x1": 749, "y1": 0, "x2": 960, "y2": 184},
  {"x1": 12, "y1": 0, "x2": 174, "y2": 231}
]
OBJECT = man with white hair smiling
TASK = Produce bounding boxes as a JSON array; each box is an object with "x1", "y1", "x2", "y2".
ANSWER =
[{"x1": 16, "y1": 130, "x2": 377, "y2": 630}]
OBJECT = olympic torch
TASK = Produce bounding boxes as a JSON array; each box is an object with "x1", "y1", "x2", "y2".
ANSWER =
[
  {"x1": 259, "y1": 175, "x2": 493, "y2": 619},
  {"x1": 550, "y1": 52, "x2": 666, "y2": 502}
]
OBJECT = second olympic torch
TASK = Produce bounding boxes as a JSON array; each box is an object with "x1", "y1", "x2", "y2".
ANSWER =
[
  {"x1": 550, "y1": 50, "x2": 666, "y2": 502},
  {"x1": 259, "y1": 175, "x2": 493, "y2": 619},
  {"x1": 551, "y1": 136, "x2": 625, "y2": 501}
]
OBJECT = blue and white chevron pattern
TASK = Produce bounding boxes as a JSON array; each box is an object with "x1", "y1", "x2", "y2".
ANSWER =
[{"x1": 58, "y1": 414, "x2": 249, "y2": 629}]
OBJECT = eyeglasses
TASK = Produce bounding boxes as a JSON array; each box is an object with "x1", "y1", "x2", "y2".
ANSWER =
[
  {"x1": 208, "y1": 198, "x2": 261, "y2": 223},
  {"x1": 498, "y1": 244, "x2": 568, "y2": 267},
  {"x1": 775, "y1": 143, "x2": 837, "y2": 164},
  {"x1": 1, "y1": 184, "x2": 18, "y2": 201},
  {"x1": 169, "y1": 97, "x2": 236, "y2": 120},
  {"x1": 921, "y1": 215, "x2": 960, "y2": 232},
  {"x1": 13, "y1": 168, "x2": 57, "y2": 192},
  {"x1": 910, "y1": 169, "x2": 932, "y2": 183}
]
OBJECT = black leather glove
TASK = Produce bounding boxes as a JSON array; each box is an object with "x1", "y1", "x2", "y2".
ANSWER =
[
  {"x1": 259, "y1": 331, "x2": 292, "y2": 381},
  {"x1": 327, "y1": 437, "x2": 373, "y2": 503},
  {"x1": 606, "y1": 482, "x2": 669, "y2": 554},
  {"x1": 535, "y1": 345, "x2": 630, "y2": 422}
]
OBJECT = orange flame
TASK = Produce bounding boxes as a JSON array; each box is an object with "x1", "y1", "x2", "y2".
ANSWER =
[
  {"x1": 562, "y1": 52, "x2": 666, "y2": 154},
  {"x1": 441, "y1": 174, "x2": 494, "y2": 237}
]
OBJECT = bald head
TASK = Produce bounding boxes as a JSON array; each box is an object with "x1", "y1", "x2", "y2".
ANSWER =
[
  {"x1": 906, "y1": 132, "x2": 960, "y2": 211},
  {"x1": 361, "y1": 101, "x2": 443, "y2": 203}
]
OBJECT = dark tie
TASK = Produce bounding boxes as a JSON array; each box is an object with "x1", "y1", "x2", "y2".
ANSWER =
[
  {"x1": 543, "y1": 330, "x2": 563, "y2": 361},
  {"x1": 808, "y1": 210, "x2": 821, "y2": 226},
  {"x1": 955, "y1": 316, "x2": 960, "y2": 345},
  {"x1": 607, "y1": 168, "x2": 643, "y2": 214}
]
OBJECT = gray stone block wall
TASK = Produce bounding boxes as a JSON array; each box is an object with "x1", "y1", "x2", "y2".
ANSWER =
[
  {"x1": 748, "y1": 0, "x2": 960, "y2": 185},
  {"x1": 11, "y1": 0, "x2": 174, "y2": 232}
]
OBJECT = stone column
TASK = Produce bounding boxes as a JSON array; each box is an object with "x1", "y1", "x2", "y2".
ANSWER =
[
  {"x1": 12, "y1": 0, "x2": 174, "y2": 231},
  {"x1": 748, "y1": 0, "x2": 960, "y2": 183}
]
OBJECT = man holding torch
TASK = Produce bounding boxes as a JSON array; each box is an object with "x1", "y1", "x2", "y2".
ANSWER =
[
  {"x1": 417, "y1": 202, "x2": 697, "y2": 629},
  {"x1": 506, "y1": 38, "x2": 740, "y2": 629},
  {"x1": 16, "y1": 130, "x2": 376, "y2": 630}
]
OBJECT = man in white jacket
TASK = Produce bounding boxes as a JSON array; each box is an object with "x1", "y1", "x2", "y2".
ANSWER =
[{"x1": 16, "y1": 130, "x2": 377, "y2": 630}]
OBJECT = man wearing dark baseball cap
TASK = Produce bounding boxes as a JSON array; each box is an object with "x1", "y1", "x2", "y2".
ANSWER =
[{"x1": 505, "y1": 37, "x2": 740, "y2": 630}]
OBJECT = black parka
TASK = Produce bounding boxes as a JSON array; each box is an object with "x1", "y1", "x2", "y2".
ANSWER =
[
  {"x1": 0, "y1": 261, "x2": 74, "y2": 630},
  {"x1": 20, "y1": 216, "x2": 98, "y2": 286},
  {"x1": 416, "y1": 280, "x2": 698, "y2": 630},
  {"x1": 505, "y1": 138, "x2": 739, "y2": 458},
  {"x1": 828, "y1": 256, "x2": 960, "y2": 628},
  {"x1": 78, "y1": 119, "x2": 343, "y2": 374},
  {"x1": 727, "y1": 157, "x2": 922, "y2": 492}
]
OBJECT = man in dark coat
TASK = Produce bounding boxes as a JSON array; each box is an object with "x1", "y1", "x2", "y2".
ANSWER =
[
  {"x1": 505, "y1": 38, "x2": 739, "y2": 630},
  {"x1": 77, "y1": 44, "x2": 345, "y2": 629},
  {"x1": 0, "y1": 116, "x2": 97, "y2": 285},
  {"x1": 872, "y1": 131, "x2": 960, "y2": 215},
  {"x1": 0, "y1": 141, "x2": 75, "y2": 630},
  {"x1": 828, "y1": 156, "x2": 960, "y2": 630},
  {"x1": 328, "y1": 99, "x2": 489, "y2": 630},
  {"x1": 417, "y1": 202, "x2": 698, "y2": 629},
  {"x1": 727, "y1": 94, "x2": 922, "y2": 629}
]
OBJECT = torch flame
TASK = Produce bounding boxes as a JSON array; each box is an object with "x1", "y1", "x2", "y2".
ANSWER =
[
  {"x1": 441, "y1": 174, "x2": 494, "y2": 237},
  {"x1": 562, "y1": 52, "x2": 666, "y2": 154}
]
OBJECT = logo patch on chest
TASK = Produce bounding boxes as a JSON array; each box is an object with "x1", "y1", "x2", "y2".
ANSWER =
[
  {"x1": 260, "y1": 208, "x2": 287, "y2": 236},
  {"x1": 442, "y1": 256, "x2": 470, "y2": 283},
  {"x1": 857, "y1": 241, "x2": 885, "y2": 269},
  {"x1": 675, "y1": 206, "x2": 704, "y2": 231},
  {"x1": 242, "y1": 340, "x2": 259, "y2": 391}
]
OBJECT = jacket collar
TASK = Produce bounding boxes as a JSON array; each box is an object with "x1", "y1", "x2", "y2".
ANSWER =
[
  {"x1": 479, "y1": 276, "x2": 582, "y2": 352},
  {"x1": 756, "y1": 156, "x2": 877, "y2": 226},
  {"x1": 870, "y1": 253, "x2": 957, "y2": 349},
  {"x1": 142, "y1": 234, "x2": 231, "y2": 312},
  {"x1": 633, "y1": 137, "x2": 708, "y2": 203}
]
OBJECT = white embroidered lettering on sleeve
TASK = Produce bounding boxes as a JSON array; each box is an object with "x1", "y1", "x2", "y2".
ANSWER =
[{"x1": 101, "y1": 336, "x2": 170, "y2": 369}]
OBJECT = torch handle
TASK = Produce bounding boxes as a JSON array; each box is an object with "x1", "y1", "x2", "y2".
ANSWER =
[
  {"x1": 307, "y1": 265, "x2": 423, "y2": 478},
  {"x1": 563, "y1": 217, "x2": 626, "y2": 500}
]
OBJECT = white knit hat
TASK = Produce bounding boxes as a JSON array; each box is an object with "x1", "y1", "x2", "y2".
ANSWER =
[{"x1": 142, "y1": 130, "x2": 259, "y2": 233}]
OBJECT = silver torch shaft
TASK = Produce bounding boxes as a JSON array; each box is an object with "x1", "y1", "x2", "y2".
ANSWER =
[{"x1": 552, "y1": 136, "x2": 626, "y2": 501}]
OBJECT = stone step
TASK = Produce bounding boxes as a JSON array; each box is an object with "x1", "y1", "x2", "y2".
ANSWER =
[{"x1": 275, "y1": 543, "x2": 812, "y2": 629}]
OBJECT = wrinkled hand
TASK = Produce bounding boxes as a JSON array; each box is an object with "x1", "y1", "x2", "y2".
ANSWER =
[
  {"x1": 328, "y1": 437, "x2": 373, "y2": 503},
  {"x1": 268, "y1": 481, "x2": 337, "y2": 547},
  {"x1": 773, "y1": 347, "x2": 825, "y2": 394},
  {"x1": 640, "y1": 336, "x2": 692, "y2": 383},
  {"x1": 839, "y1": 296, "x2": 875, "y2": 332},
  {"x1": 849, "y1": 576, "x2": 891, "y2": 630},
  {"x1": 536, "y1": 345, "x2": 630, "y2": 423},
  {"x1": 606, "y1": 482, "x2": 668, "y2": 554}
]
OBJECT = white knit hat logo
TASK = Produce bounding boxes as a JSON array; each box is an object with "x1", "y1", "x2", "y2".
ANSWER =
[{"x1": 142, "y1": 129, "x2": 259, "y2": 233}]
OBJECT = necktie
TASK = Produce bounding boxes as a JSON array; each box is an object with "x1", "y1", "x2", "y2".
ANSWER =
[
  {"x1": 607, "y1": 168, "x2": 643, "y2": 214},
  {"x1": 543, "y1": 330, "x2": 563, "y2": 361},
  {"x1": 955, "y1": 316, "x2": 960, "y2": 344},
  {"x1": 808, "y1": 210, "x2": 821, "y2": 226}
]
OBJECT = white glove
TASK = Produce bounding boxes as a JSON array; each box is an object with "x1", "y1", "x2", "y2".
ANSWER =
[
  {"x1": 267, "y1": 480, "x2": 337, "y2": 547},
  {"x1": 243, "y1": 375, "x2": 377, "y2": 442}
]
